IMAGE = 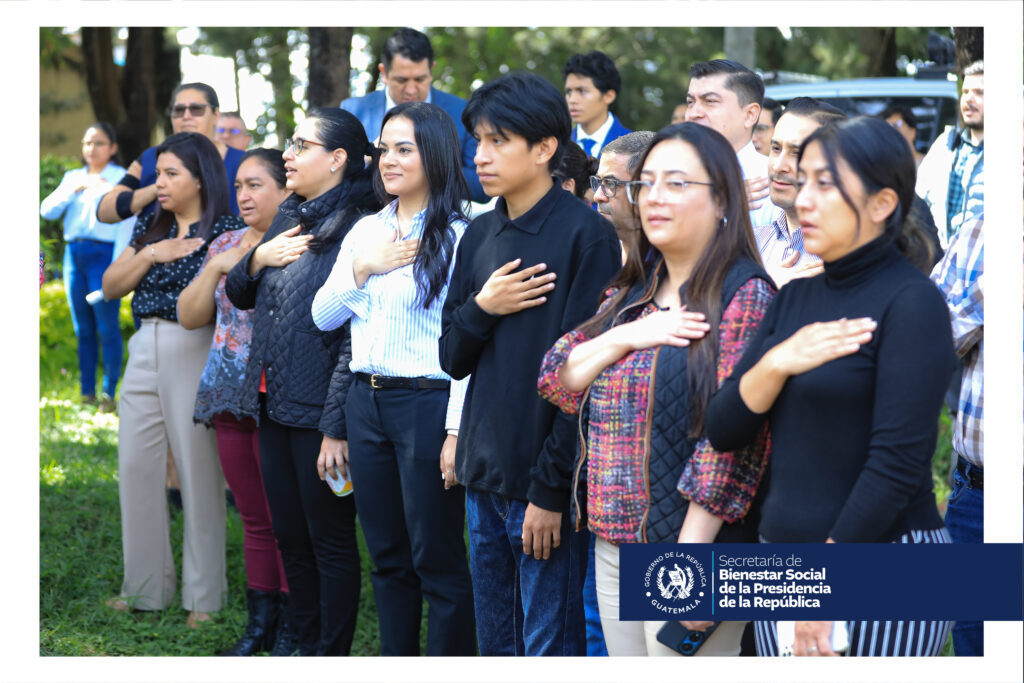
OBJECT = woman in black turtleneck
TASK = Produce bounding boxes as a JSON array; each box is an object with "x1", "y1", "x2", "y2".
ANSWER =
[{"x1": 706, "y1": 117, "x2": 956, "y2": 658}]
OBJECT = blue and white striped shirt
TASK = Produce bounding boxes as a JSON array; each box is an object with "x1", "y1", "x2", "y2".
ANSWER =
[{"x1": 312, "y1": 200, "x2": 469, "y2": 432}]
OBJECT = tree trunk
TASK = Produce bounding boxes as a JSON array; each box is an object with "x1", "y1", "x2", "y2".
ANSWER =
[
  {"x1": 80, "y1": 28, "x2": 123, "y2": 128},
  {"x1": 724, "y1": 27, "x2": 756, "y2": 69},
  {"x1": 121, "y1": 28, "x2": 159, "y2": 163},
  {"x1": 953, "y1": 27, "x2": 983, "y2": 75},
  {"x1": 307, "y1": 27, "x2": 353, "y2": 108},
  {"x1": 861, "y1": 28, "x2": 899, "y2": 77}
]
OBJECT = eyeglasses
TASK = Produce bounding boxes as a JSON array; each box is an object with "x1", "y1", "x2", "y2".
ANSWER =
[
  {"x1": 625, "y1": 177, "x2": 714, "y2": 205},
  {"x1": 168, "y1": 103, "x2": 211, "y2": 118},
  {"x1": 284, "y1": 137, "x2": 326, "y2": 156},
  {"x1": 217, "y1": 126, "x2": 245, "y2": 136},
  {"x1": 888, "y1": 119, "x2": 906, "y2": 129},
  {"x1": 589, "y1": 175, "x2": 630, "y2": 199}
]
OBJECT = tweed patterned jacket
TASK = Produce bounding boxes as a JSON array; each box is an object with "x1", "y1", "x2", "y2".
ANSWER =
[{"x1": 538, "y1": 258, "x2": 775, "y2": 543}]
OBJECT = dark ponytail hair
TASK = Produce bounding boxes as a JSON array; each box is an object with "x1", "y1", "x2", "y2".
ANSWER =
[
  {"x1": 133, "y1": 132, "x2": 229, "y2": 246},
  {"x1": 239, "y1": 147, "x2": 286, "y2": 189},
  {"x1": 798, "y1": 116, "x2": 934, "y2": 271},
  {"x1": 303, "y1": 107, "x2": 380, "y2": 251},
  {"x1": 83, "y1": 121, "x2": 121, "y2": 166},
  {"x1": 578, "y1": 122, "x2": 761, "y2": 437},
  {"x1": 374, "y1": 101, "x2": 469, "y2": 308},
  {"x1": 554, "y1": 142, "x2": 598, "y2": 201}
]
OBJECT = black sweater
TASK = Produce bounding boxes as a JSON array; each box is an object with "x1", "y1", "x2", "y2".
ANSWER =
[
  {"x1": 706, "y1": 235, "x2": 955, "y2": 543},
  {"x1": 439, "y1": 183, "x2": 621, "y2": 511}
]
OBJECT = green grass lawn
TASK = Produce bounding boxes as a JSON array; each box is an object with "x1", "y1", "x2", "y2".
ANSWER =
[{"x1": 38, "y1": 280, "x2": 955, "y2": 656}]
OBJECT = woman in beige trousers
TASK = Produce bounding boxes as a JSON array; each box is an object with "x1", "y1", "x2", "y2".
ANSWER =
[{"x1": 101, "y1": 132, "x2": 244, "y2": 627}]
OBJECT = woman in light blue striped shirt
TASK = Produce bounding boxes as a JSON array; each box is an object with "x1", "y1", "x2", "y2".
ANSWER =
[{"x1": 312, "y1": 101, "x2": 476, "y2": 655}]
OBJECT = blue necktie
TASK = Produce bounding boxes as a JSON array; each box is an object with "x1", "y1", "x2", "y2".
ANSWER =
[{"x1": 580, "y1": 138, "x2": 595, "y2": 158}]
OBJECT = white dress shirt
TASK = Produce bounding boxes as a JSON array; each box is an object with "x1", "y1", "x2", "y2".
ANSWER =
[
  {"x1": 311, "y1": 200, "x2": 468, "y2": 432},
  {"x1": 575, "y1": 112, "x2": 616, "y2": 158},
  {"x1": 735, "y1": 140, "x2": 778, "y2": 233}
]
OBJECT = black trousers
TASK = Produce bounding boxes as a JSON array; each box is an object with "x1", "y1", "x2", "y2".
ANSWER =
[
  {"x1": 346, "y1": 379, "x2": 476, "y2": 655},
  {"x1": 258, "y1": 399, "x2": 361, "y2": 656}
]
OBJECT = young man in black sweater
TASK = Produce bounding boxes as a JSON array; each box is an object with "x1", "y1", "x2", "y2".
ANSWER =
[{"x1": 439, "y1": 72, "x2": 621, "y2": 656}]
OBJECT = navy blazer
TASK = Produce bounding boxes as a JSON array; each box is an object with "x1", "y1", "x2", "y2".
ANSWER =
[
  {"x1": 340, "y1": 88, "x2": 486, "y2": 203},
  {"x1": 571, "y1": 113, "x2": 631, "y2": 159}
]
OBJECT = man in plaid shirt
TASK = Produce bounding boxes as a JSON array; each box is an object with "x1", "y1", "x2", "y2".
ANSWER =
[
  {"x1": 917, "y1": 61, "x2": 984, "y2": 250},
  {"x1": 930, "y1": 215, "x2": 984, "y2": 656}
]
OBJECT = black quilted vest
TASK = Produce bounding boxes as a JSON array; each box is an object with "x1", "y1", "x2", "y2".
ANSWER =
[{"x1": 573, "y1": 256, "x2": 771, "y2": 544}]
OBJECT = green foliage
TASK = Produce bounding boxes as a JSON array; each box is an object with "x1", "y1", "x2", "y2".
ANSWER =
[
  {"x1": 39, "y1": 281, "x2": 135, "y2": 395},
  {"x1": 40, "y1": 155, "x2": 78, "y2": 281}
]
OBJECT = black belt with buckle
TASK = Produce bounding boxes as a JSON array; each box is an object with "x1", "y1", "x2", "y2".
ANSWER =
[
  {"x1": 356, "y1": 372, "x2": 450, "y2": 391},
  {"x1": 955, "y1": 459, "x2": 983, "y2": 490}
]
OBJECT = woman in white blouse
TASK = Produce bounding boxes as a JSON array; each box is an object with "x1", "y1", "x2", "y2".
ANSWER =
[{"x1": 312, "y1": 101, "x2": 476, "y2": 655}]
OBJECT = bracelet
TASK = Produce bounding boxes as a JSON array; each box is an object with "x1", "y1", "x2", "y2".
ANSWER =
[{"x1": 150, "y1": 245, "x2": 157, "y2": 264}]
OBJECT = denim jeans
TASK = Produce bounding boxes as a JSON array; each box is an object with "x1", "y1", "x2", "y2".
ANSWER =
[
  {"x1": 465, "y1": 488, "x2": 587, "y2": 655},
  {"x1": 64, "y1": 239, "x2": 122, "y2": 397},
  {"x1": 584, "y1": 533, "x2": 608, "y2": 655},
  {"x1": 945, "y1": 462, "x2": 984, "y2": 656}
]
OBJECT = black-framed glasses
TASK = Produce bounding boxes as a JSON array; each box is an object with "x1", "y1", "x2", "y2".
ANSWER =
[
  {"x1": 589, "y1": 175, "x2": 630, "y2": 199},
  {"x1": 168, "y1": 103, "x2": 210, "y2": 118},
  {"x1": 284, "y1": 137, "x2": 326, "y2": 156},
  {"x1": 217, "y1": 126, "x2": 245, "y2": 136},
  {"x1": 625, "y1": 178, "x2": 714, "y2": 205}
]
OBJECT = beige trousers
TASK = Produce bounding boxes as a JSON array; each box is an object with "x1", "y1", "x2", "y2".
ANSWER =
[
  {"x1": 116, "y1": 318, "x2": 226, "y2": 611},
  {"x1": 594, "y1": 536, "x2": 745, "y2": 656}
]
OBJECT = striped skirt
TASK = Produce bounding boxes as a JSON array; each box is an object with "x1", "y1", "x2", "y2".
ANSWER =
[{"x1": 754, "y1": 527, "x2": 953, "y2": 657}]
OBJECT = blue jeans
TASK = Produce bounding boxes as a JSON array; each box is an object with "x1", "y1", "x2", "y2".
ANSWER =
[
  {"x1": 63, "y1": 239, "x2": 122, "y2": 397},
  {"x1": 465, "y1": 488, "x2": 587, "y2": 655},
  {"x1": 584, "y1": 533, "x2": 608, "y2": 655},
  {"x1": 944, "y1": 462, "x2": 984, "y2": 656}
]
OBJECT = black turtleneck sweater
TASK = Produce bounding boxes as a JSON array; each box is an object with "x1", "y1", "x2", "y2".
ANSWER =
[{"x1": 706, "y1": 236, "x2": 956, "y2": 543}]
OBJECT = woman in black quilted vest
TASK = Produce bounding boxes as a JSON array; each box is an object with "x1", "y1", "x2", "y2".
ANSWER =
[
  {"x1": 538, "y1": 123, "x2": 774, "y2": 656},
  {"x1": 225, "y1": 108, "x2": 380, "y2": 656}
]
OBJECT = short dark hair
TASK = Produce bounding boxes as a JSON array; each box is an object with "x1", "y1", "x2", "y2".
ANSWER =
[
  {"x1": 382, "y1": 28, "x2": 434, "y2": 72},
  {"x1": 171, "y1": 82, "x2": 220, "y2": 111},
  {"x1": 879, "y1": 105, "x2": 917, "y2": 130},
  {"x1": 375, "y1": 101, "x2": 469, "y2": 308},
  {"x1": 761, "y1": 97, "x2": 784, "y2": 124},
  {"x1": 688, "y1": 59, "x2": 764, "y2": 108},
  {"x1": 562, "y1": 51, "x2": 622, "y2": 95},
  {"x1": 220, "y1": 111, "x2": 248, "y2": 127},
  {"x1": 462, "y1": 71, "x2": 571, "y2": 172},
  {"x1": 602, "y1": 130, "x2": 655, "y2": 175},
  {"x1": 781, "y1": 96, "x2": 847, "y2": 126}
]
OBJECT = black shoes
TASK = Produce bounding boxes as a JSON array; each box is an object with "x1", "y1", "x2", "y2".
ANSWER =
[
  {"x1": 218, "y1": 589, "x2": 278, "y2": 656},
  {"x1": 268, "y1": 593, "x2": 301, "y2": 656}
]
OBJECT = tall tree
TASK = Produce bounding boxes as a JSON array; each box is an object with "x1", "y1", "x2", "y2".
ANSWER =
[
  {"x1": 952, "y1": 27, "x2": 983, "y2": 74},
  {"x1": 79, "y1": 27, "x2": 179, "y2": 163},
  {"x1": 307, "y1": 27, "x2": 353, "y2": 108}
]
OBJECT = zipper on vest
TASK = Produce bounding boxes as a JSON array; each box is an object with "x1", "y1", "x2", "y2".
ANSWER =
[
  {"x1": 571, "y1": 385, "x2": 592, "y2": 533},
  {"x1": 637, "y1": 346, "x2": 660, "y2": 543}
]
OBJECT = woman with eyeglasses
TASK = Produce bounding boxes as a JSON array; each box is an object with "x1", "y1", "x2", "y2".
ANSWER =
[
  {"x1": 705, "y1": 117, "x2": 953, "y2": 657},
  {"x1": 310, "y1": 101, "x2": 476, "y2": 655},
  {"x1": 98, "y1": 82, "x2": 245, "y2": 223},
  {"x1": 538, "y1": 122, "x2": 774, "y2": 656},
  {"x1": 177, "y1": 148, "x2": 293, "y2": 655},
  {"x1": 225, "y1": 108, "x2": 381, "y2": 656},
  {"x1": 100, "y1": 132, "x2": 244, "y2": 627},
  {"x1": 40, "y1": 121, "x2": 134, "y2": 409}
]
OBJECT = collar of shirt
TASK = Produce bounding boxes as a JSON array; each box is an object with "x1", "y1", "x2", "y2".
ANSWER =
[
  {"x1": 384, "y1": 87, "x2": 433, "y2": 114},
  {"x1": 957, "y1": 126, "x2": 983, "y2": 151},
  {"x1": 575, "y1": 113, "x2": 615, "y2": 154},
  {"x1": 494, "y1": 181, "x2": 563, "y2": 235},
  {"x1": 378, "y1": 198, "x2": 427, "y2": 239},
  {"x1": 770, "y1": 207, "x2": 791, "y2": 242}
]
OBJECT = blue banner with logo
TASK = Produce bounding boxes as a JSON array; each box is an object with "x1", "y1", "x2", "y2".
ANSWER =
[{"x1": 618, "y1": 543, "x2": 1023, "y2": 621}]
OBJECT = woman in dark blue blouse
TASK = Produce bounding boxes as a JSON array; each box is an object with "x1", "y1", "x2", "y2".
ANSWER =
[{"x1": 102, "y1": 132, "x2": 243, "y2": 628}]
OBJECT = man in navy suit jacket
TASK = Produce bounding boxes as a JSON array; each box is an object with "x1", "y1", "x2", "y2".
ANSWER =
[
  {"x1": 563, "y1": 51, "x2": 631, "y2": 160},
  {"x1": 340, "y1": 28, "x2": 486, "y2": 203}
]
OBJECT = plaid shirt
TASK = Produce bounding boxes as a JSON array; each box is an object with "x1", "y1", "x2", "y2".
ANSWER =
[
  {"x1": 754, "y1": 208, "x2": 822, "y2": 278},
  {"x1": 930, "y1": 217, "x2": 984, "y2": 467},
  {"x1": 944, "y1": 128, "x2": 984, "y2": 245}
]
